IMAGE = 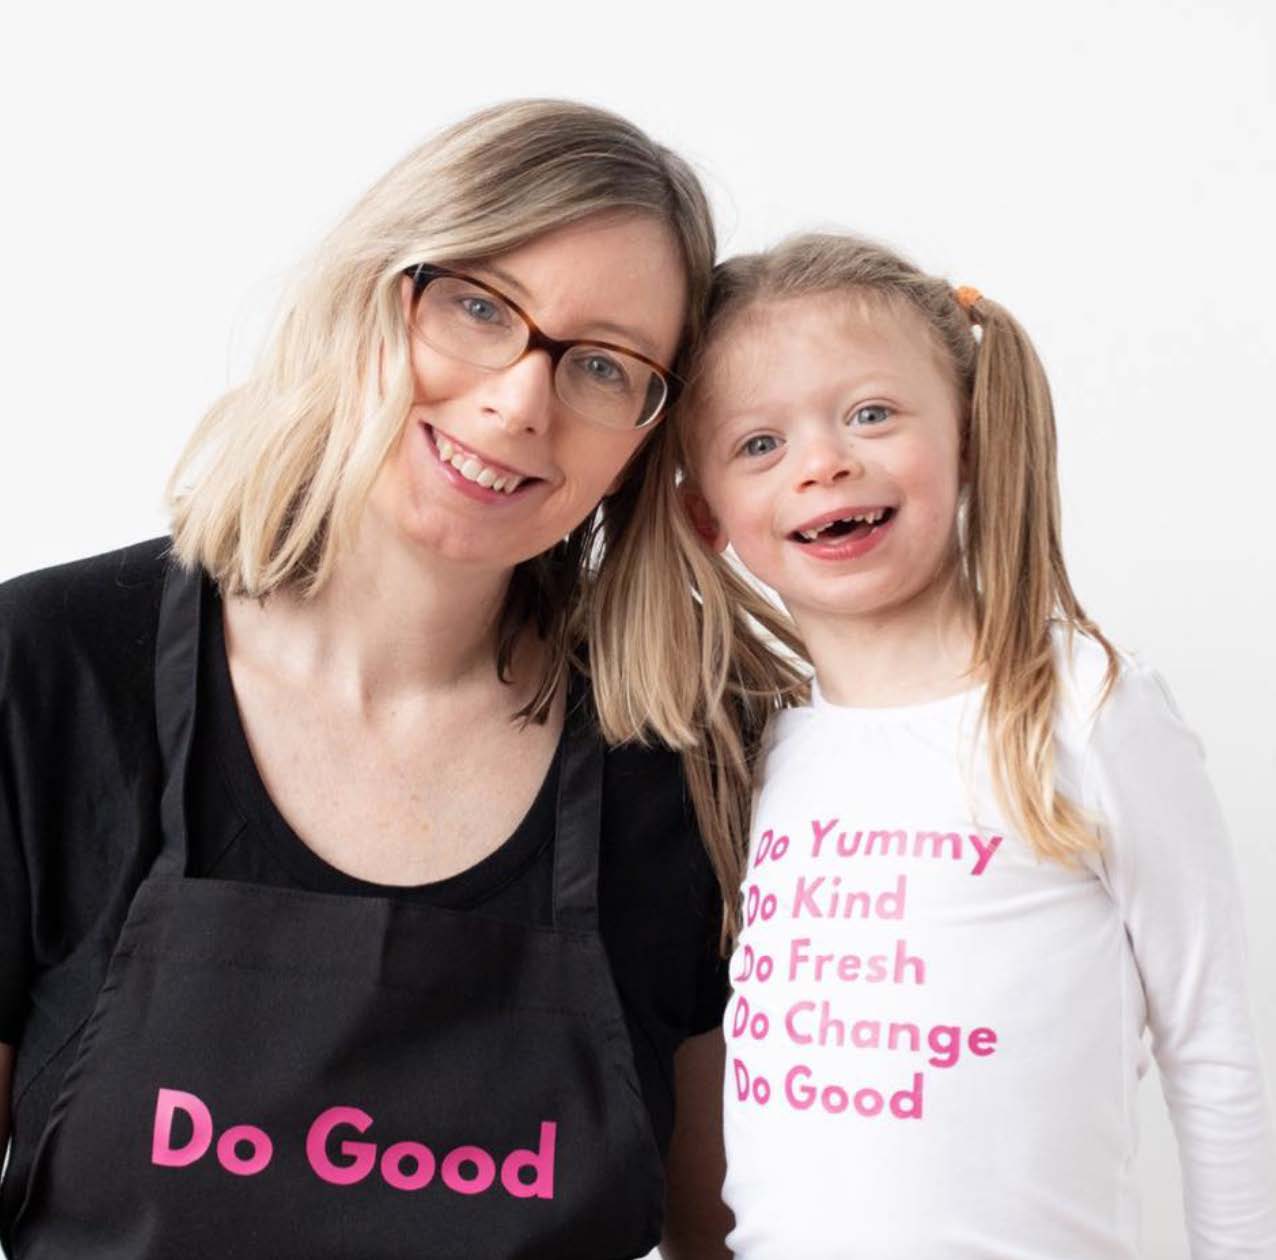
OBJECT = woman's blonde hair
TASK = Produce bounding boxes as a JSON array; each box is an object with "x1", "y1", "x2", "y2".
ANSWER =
[
  {"x1": 168, "y1": 98, "x2": 715, "y2": 724},
  {"x1": 611, "y1": 232, "x2": 1121, "y2": 944}
]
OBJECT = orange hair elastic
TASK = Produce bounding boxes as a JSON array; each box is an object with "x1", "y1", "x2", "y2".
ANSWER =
[{"x1": 953, "y1": 285, "x2": 983, "y2": 312}]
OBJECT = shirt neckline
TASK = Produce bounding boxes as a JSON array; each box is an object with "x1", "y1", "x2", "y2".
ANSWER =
[
  {"x1": 201, "y1": 577, "x2": 560, "y2": 907},
  {"x1": 809, "y1": 674, "x2": 988, "y2": 722}
]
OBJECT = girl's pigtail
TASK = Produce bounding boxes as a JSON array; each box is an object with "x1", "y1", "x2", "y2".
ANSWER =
[{"x1": 963, "y1": 295, "x2": 1119, "y2": 861}]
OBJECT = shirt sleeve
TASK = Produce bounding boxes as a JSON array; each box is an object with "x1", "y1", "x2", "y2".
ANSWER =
[
  {"x1": 688, "y1": 875, "x2": 730, "y2": 1037},
  {"x1": 1084, "y1": 661, "x2": 1276, "y2": 1257},
  {"x1": 0, "y1": 613, "x2": 33, "y2": 1045}
]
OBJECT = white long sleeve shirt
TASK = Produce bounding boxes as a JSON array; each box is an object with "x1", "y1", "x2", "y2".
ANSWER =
[{"x1": 722, "y1": 631, "x2": 1276, "y2": 1258}]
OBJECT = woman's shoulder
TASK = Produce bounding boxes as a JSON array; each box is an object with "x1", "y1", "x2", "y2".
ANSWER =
[
  {"x1": 0, "y1": 535, "x2": 171, "y2": 616},
  {"x1": 598, "y1": 736, "x2": 716, "y2": 913},
  {"x1": 0, "y1": 533, "x2": 169, "y2": 645},
  {"x1": 0, "y1": 537, "x2": 170, "y2": 668},
  {"x1": 602, "y1": 736, "x2": 694, "y2": 831}
]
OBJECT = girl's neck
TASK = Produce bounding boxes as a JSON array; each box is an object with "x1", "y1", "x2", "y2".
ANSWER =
[
  {"x1": 793, "y1": 568, "x2": 980, "y2": 709},
  {"x1": 226, "y1": 516, "x2": 519, "y2": 715}
]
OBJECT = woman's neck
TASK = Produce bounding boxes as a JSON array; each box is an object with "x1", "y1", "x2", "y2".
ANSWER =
[
  {"x1": 793, "y1": 569, "x2": 980, "y2": 709},
  {"x1": 226, "y1": 519, "x2": 519, "y2": 715}
]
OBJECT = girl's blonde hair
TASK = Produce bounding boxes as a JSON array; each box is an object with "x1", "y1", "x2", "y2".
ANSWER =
[
  {"x1": 168, "y1": 98, "x2": 715, "y2": 725},
  {"x1": 613, "y1": 232, "x2": 1120, "y2": 944},
  {"x1": 589, "y1": 413, "x2": 811, "y2": 950}
]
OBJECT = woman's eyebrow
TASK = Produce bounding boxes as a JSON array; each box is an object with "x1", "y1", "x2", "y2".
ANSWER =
[
  {"x1": 479, "y1": 262, "x2": 533, "y2": 300},
  {"x1": 586, "y1": 320, "x2": 660, "y2": 359},
  {"x1": 478, "y1": 262, "x2": 661, "y2": 359}
]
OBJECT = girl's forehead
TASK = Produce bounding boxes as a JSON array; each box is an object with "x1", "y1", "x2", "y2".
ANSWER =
[{"x1": 696, "y1": 293, "x2": 941, "y2": 413}]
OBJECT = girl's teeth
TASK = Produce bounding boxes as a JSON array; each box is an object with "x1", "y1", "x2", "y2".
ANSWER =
[
  {"x1": 476, "y1": 467, "x2": 496, "y2": 488},
  {"x1": 797, "y1": 509, "x2": 889, "y2": 541}
]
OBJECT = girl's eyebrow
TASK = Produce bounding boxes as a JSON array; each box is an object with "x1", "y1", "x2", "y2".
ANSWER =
[
  {"x1": 702, "y1": 410, "x2": 770, "y2": 456},
  {"x1": 710, "y1": 374, "x2": 903, "y2": 425}
]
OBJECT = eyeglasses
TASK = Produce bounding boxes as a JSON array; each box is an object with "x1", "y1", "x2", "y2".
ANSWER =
[{"x1": 403, "y1": 264, "x2": 681, "y2": 430}]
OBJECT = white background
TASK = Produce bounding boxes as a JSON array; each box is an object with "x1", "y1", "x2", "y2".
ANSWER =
[{"x1": 2, "y1": 2, "x2": 1273, "y2": 1256}]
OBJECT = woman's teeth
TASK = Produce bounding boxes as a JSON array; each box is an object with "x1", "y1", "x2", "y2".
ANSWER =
[
  {"x1": 433, "y1": 432, "x2": 525, "y2": 494},
  {"x1": 797, "y1": 509, "x2": 889, "y2": 542}
]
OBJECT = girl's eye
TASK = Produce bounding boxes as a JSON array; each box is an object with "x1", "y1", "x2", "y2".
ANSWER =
[
  {"x1": 848, "y1": 404, "x2": 892, "y2": 428},
  {"x1": 739, "y1": 434, "x2": 781, "y2": 457}
]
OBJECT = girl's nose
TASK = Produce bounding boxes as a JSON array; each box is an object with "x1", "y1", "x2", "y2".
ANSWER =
[
  {"x1": 795, "y1": 431, "x2": 863, "y2": 489},
  {"x1": 481, "y1": 349, "x2": 556, "y2": 436}
]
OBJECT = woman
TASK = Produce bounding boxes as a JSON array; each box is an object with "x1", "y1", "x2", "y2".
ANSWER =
[{"x1": 0, "y1": 100, "x2": 732, "y2": 1258}]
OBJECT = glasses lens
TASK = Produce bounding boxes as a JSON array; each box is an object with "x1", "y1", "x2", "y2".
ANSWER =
[
  {"x1": 557, "y1": 345, "x2": 669, "y2": 429},
  {"x1": 414, "y1": 276, "x2": 526, "y2": 369}
]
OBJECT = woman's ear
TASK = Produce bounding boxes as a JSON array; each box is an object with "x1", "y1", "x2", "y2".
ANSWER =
[{"x1": 680, "y1": 485, "x2": 728, "y2": 553}]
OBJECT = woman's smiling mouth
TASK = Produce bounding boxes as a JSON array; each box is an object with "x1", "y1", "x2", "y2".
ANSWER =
[{"x1": 423, "y1": 424, "x2": 544, "y2": 500}]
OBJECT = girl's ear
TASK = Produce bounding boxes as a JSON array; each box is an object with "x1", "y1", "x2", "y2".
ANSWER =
[{"x1": 680, "y1": 485, "x2": 728, "y2": 553}]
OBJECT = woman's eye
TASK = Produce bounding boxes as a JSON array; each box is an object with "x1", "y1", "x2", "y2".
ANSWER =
[
  {"x1": 582, "y1": 354, "x2": 624, "y2": 384},
  {"x1": 568, "y1": 350, "x2": 631, "y2": 393},
  {"x1": 458, "y1": 295, "x2": 506, "y2": 325},
  {"x1": 740, "y1": 434, "x2": 780, "y2": 457},
  {"x1": 848, "y1": 404, "x2": 892, "y2": 428}
]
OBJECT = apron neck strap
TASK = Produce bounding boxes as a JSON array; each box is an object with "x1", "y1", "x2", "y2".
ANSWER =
[
  {"x1": 153, "y1": 557, "x2": 203, "y2": 878},
  {"x1": 153, "y1": 557, "x2": 608, "y2": 929},
  {"x1": 551, "y1": 672, "x2": 605, "y2": 933}
]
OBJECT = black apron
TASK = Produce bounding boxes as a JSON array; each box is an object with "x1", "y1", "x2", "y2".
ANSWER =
[{"x1": 8, "y1": 561, "x2": 664, "y2": 1258}]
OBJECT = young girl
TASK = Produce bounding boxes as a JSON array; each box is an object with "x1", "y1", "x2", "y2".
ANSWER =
[{"x1": 671, "y1": 235, "x2": 1276, "y2": 1258}]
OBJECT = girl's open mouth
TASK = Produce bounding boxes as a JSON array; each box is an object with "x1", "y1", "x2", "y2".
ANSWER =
[{"x1": 789, "y1": 507, "x2": 896, "y2": 545}]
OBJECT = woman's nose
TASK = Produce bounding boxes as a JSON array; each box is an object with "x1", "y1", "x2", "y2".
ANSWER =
[{"x1": 481, "y1": 349, "x2": 556, "y2": 436}]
